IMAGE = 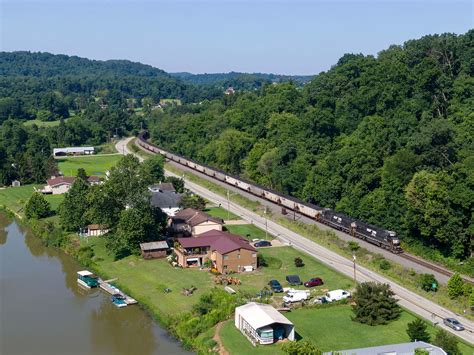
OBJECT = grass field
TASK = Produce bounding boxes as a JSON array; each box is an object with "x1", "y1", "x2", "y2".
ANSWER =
[
  {"x1": 57, "y1": 155, "x2": 122, "y2": 176},
  {"x1": 23, "y1": 118, "x2": 70, "y2": 127},
  {"x1": 220, "y1": 306, "x2": 474, "y2": 354},
  {"x1": 225, "y1": 224, "x2": 273, "y2": 241},
  {"x1": 88, "y1": 238, "x2": 352, "y2": 318},
  {"x1": 205, "y1": 206, "x2": 239, "y2": 220},
  {"x1": 0, "y1": 185, "x2": 64, "y2": 217}
]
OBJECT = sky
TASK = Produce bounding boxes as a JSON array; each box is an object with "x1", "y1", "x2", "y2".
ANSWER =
[{"x1": 1, "y1": 0, "x2": 473, "y2": 75}]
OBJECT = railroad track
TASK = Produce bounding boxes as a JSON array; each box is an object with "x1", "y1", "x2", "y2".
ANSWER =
[{"x1": 399, "y1": 252, "x2": 474, "y2": 285}]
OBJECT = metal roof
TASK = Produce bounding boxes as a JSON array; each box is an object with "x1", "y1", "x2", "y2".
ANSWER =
[
  {"x1": 77, "y1": 270, "x2": 94, "y2": 276},
  {"x1": 235, "y1": 302, "x2": 293, "y2": 330},
  {"x1": 140, "y1": 241, "x2": 169, "y2": 250},
  {"x1": 331, "y1": 341, "x2": 447, "y2": 355},
  {"x1": 53, "y1": 147, "x2": 94, "y2": 154}
]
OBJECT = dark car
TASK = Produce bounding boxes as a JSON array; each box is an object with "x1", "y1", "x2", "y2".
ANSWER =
[
  {"x1": 286, "y1": 275, "x2": 302, "y2": 286},
  {"x1": 304, "y1": 277, "x2": 324, "y2": 287},
  {"x1": 254, "y1": 240, "x2": 272, "y2": 248},
  {"x1": 443, "y1": 318, "x2": 464, "y2": 331},
  {"x1": 268, "y1": 279, "x2": 283, "y2": 293}
]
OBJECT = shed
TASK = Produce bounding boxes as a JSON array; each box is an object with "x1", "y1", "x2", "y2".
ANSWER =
[
  {"x1": 140, "y1": 241, "x2": 169, "y2": 259},
  {"x1": 235, "y1": 302, "x2": 295, "y2": 346},
  {"x1": 11, "y1": 180, "x2": 21, "y2": 187}
]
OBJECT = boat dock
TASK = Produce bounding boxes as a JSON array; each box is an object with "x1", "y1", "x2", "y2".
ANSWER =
[{"x1": 98, "y1": 279, "x2": 138, "y2": 306}]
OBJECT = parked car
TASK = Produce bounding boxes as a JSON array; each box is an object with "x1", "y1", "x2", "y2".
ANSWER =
[
  {"x1": 268, "y1": 279, "x2": 283, "y2": 293},
  {"x1": 286, "y1": 275, "x2": 302, "y2": 286},
  {"x1": 254, "y1": 240, "x2": 272, "y2": 247},
  {"x1": 443, "y1": 318, "x2": 464, "y2": 331},
  {"x1": 304, "y1": 277, "x2": 324, "y2": 287}
]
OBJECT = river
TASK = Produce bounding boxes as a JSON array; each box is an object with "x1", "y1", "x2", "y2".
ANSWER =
[{"x1": 0, "y1": 215, "x2": 188, "y2": 355}]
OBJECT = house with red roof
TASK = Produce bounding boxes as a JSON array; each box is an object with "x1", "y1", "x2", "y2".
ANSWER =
[
  {"x1": 40, "y1": 175, "x2": 101, "y2": 195},
  {"x1": 174, "y1": 230, "x2": 257, "y2": 273}
]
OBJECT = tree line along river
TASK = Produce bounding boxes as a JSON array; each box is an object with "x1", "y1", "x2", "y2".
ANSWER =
[{"x1": 0, "y1": 213, "x2": 189, "y2": 355}]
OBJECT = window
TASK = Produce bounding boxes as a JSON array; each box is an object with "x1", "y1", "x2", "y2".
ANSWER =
[
  {"x1": 223, "y1": 265, "x2": 228, "y2": 270},
  {"x1": 223, "y1": 255, "x2": 229, "y2": 260},
  {"x1": 252, "y1": 253, "x2": 257, "y2": 258},
  {"x1": 237, "y1": 254, "x2": 241, "y2": 259}
]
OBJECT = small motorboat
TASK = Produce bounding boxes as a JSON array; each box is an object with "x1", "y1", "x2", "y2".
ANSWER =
[
  {"x1": 111, "y1": 293, "x2": 127, "y2": 308},
  {"x1": 77, "y1": 270, "x2": 99, "y2": 288}
]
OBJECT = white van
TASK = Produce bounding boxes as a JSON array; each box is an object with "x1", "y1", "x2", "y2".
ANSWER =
[
  {"x1": 323, "y1": 289, "x2": 351, "y2": 303},
  {"x1": 283, "y1": 292, "x2": 309, "y2": 303}
]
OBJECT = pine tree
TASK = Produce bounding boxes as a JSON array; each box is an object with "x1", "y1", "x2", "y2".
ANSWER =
[
  {"x1": 25, "y1": 192, "x2": 51, "y2": 219},
  {"x1": 447, "y1": 273, "x2": 464, "y2": 299},
  {"x1": 406, "y1": 318, "x2": 430, "y2": 342},
  {"x1": 351, "y1": 282, "x2": 401, "y2": 325},
  {"x1": 433, "y1": 329, "x2": 460, "y2": 355}
]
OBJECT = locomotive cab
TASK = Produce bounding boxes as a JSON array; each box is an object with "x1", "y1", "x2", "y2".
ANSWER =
[{"x1": 388, "y1": 231, "x2": 402, "y2": 253}]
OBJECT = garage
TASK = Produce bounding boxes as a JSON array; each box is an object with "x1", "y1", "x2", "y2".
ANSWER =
[{"x1": 234, "y1": 302, "x2": 295, "y2": 346}]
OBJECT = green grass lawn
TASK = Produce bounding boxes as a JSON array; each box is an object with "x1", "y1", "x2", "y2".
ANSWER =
[
  {"x1": 220, "y1": 306, "x2": 474, "y2": 354},
  {"x1": 57, "y1": 155, "x2": 122, "y2": 176},
  {"x1": 205, "y1": 206, "x2": 239, "y2": 220},
  {"x1": 23, "y1": 118, "x2": 70, "y2": 127},
  {"x1": 0, "y1": 185, "x2": 64, "y2": 217},
  {"x1": 225, "y1": 224, "x2": 273, "y2": 241}
]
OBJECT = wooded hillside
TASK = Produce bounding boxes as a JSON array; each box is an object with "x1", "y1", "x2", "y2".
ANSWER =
[{"x1": 150, "y1": 31, "x2": 474, "y2": 260}]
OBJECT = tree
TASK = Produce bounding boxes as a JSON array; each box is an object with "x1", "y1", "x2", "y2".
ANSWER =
[
  {"x1": 433, "y1": 329, "x2": 460, "y2": 355},
  {"x1": 179, "y1": 192, "x2": 206, "y2": 210},
  {"x1": 165, "y1": 176, "x2": 185, "y2": 193},
  {"x1": 351, "y1": 282, "x2": 401, "y2": 325},
  {"x1": 406, "y1": 318, "x2": 430, "y2": 342},
  {"x1": 419, "y1": 274, "x2": 438, "y2": 292},
  {"x1": 281, "y1": 340, "x2": 321, "y2": 355},
  {"x1": 447, "y1": 273, "x2": 464, "y2": 299},
  {"x1": 25, "y1": 192, "x2": 51, "y2": 219},
  {"x1": 414, "y1": 349, "x2": 430, "y2": 355},
  {"x1": 108, "y1": 205, "x2": 166, "y2": 258},
  {"x1": 140, "y1": 155, "x2": 164, "y2": 184},
  {"x1": 76, "y1": 168, "x2": 88, "y2": 182},
  {"x1": 59, "y1": 177, "x2": 90, "y2": 231},
  {"x1": 469, "y1": 289, "x2": 474, "y2": 309}
]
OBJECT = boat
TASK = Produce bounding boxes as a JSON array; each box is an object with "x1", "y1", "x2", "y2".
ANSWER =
[
  {"x1": 111, "y1": 293, "x2": 127, "y2": 308},
  {"x1": 77, "y1": 270, "x2": 99, "y2": 288}
]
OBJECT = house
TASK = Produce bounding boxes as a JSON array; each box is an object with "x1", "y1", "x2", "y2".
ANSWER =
[
  {"x1": 225, "y1": 87, "x2": 235, "y2": 95},
  {"x1": 235, "y1": 302, "x2": 295, "y2": 345},
  {"x1": 140, "y1": 241, "x2": 169, "y2": 259},
  {"x1": 40, "y1": 176, "x2": 101, "y2": 195},
  {"x1": 150, "y1": 188, "x2": 182, "y2": 217},
  {"x1": 53, "y1": 147, "x2": 95, "y2": 157},
  {"x1": 174, "y1": 229, "x2": 257, "y2": 273},
  {"x1": 149, "y1": 183, "x2": 176, "y2": 193},
  {"x1": 86, "y1": 224, "x2": 109, "y2": 237},
  {"x1": 329, "y1": 341, "x2": 447, "y2": 355},
  {"x1": 168, "y1": 208, "x2": 224, "y2": 237}
]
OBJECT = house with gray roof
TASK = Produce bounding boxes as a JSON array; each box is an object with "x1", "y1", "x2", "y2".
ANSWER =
[
  {"x1": 150, "y1": 187, "x2": 182, "y2": 217},
  {"x1": 328, "y1": 341, "x2": 447, "y2": 355}
]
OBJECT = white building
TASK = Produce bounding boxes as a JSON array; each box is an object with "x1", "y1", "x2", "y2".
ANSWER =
[
  {"x1": 53, "y1": 147, "x2": 95, "y2": 157},
  {"x1": 234, "y1": 302, "x2": 295, "y2": 346},
  {"x1": 330, "y1": 341, "x2": 447, "y2": 355}
]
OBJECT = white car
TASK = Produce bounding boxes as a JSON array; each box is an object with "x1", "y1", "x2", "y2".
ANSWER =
[
  {"x1": 283, "y1": 292, "x2": 309, "y2": 303},
  {"x1": 314, "y1": 289, "x2": 351, "y2": 304}
]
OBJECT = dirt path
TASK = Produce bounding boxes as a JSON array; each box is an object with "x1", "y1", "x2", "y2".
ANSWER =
[{"x1": 213, "y1": 321, "x2": 229, "y2": 355}]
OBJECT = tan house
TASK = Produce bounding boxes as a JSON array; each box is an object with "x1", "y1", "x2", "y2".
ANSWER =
[
  {"x1": 40, "y1": 176, "x2": 101, "y2": 195},
  {"x1": 168, "y1": 208, "x2": 224, "y2": 237},
  {"x1": 86, "y1": 224, "x2": 109, "y2": 237},
  {"x1": 174, "y1": 230, "x2": 257, "y2": 273}
]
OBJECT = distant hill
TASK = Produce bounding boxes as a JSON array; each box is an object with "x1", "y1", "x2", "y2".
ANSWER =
[
  {"x1": 0, "y1": 51, "x2": 169, "y2": 78},
  {"x1": 170, "y1": 71, "x2": 314, "y2": 90}
]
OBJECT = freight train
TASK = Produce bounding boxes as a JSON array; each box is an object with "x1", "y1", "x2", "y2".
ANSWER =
[{"x1": 137, "y1": 133, "x2": 402, "y2": 253}]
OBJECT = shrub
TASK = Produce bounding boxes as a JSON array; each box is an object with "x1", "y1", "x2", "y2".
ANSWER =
[
  {"x1": 257, "y1": 254, "x2": 268, "y2": 267},
  {"x1": 25, "y1": 192, "x2": 51, "y2": 219},
  {"x1": 281, "y1": 340, "x2": 321, "y2": 355},
  {"x1": 351, "y1": 282, "x2": 401, "y2": 325},
  {"x1": 348, "y1": 241, "x2": 360, "y2": 252},
  {"x1": 447, "y1": 273, "x2": 464, "y2": 299},
  {"x1": 379, "y1": 259, "x2": 391, "y2": 270},
  {"x1": 406, "y1": 318, "x2": 430, "y2": 342},
  {"x1": 294, "y1": 257, "x2": 305, "y2": 267},
  {"x1": 414, "y1": 349, "x2": 429, "y2": 355},
  {"x1": 433, "y1": 329, "x2": 460, "y2": 355},
  {"x1": 419, "y1": 274, "x2": 438, "y2": 292}
]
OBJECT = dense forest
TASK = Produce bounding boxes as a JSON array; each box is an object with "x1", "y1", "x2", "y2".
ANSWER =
[
  {"x1": 150, "y1": 31, "x2": 474, "y2": 260},
  {"x1": 171, "y1": 71, "x2": 314, "y2": 91}
]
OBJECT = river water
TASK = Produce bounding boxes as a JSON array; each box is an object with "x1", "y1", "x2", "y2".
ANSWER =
[{"x1": 0, "y1": 215, "x2": 188, "y2": 355}]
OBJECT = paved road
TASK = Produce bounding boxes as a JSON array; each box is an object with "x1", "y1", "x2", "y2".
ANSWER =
[{"x1": 118, "y1": 137, "x2": 474, "y2": 345}]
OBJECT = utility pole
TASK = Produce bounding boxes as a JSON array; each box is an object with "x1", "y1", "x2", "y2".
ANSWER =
[
  {"x1": 353, "y1": 254, "x2": 357, "y2": 284},
  {"x1": 227, "y1": 190, "x2": 230, "y2": 221},
  {"x1": 264, "y1": 206, "x2": 268, "y2": 240}
]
